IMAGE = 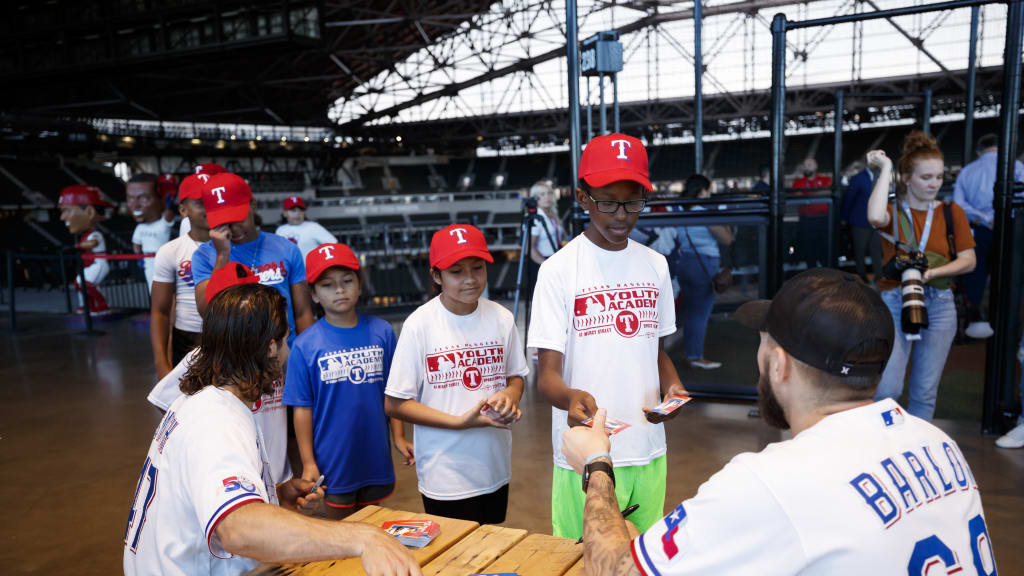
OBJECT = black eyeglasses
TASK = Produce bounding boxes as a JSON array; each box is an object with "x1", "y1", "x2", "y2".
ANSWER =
[{"x1": 586, "y1": 192, "x2": 647, "y2": 214}]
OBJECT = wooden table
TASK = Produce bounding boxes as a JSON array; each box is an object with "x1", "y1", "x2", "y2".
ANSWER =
[{"x1": 249, "y1": 506, "x2": 583, "y2": 576}]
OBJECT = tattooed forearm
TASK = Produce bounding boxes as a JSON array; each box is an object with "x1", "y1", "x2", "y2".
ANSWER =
[{"x1": 583, "y1": 459, "x2": 641, "y2": 576}]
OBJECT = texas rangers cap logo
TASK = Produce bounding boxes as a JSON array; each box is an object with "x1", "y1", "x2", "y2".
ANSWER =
[
  {"x1": 318, "y1": 245, "x2": 335, "y2": 260},
  {"x1": 610, "y1": 139, "x2": 632, "y2": 160},
  {"x1": 449, "y1": 227, "x2": 469, "y2": 244}
]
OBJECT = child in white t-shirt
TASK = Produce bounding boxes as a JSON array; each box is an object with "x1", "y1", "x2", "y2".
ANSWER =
[
  {"x1": 385, "y1": 224, "x2": 529, "y2": 524},
  {"x1": 528, "y1": 133, "x2": 688, "y2": 539}
]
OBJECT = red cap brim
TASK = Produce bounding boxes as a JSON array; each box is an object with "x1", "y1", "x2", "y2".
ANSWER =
[
  {"x1": 206, "y1": 204, "x2": 251, "y2": 228},
  {"x1": 432, "y1": 248, "x2": 494, "y2": 270},
  {"x1": 583, "y1": 169, "x2": 653, "y2": 192}
]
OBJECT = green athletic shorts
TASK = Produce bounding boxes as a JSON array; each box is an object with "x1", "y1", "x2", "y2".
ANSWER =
[{"x1": 551, "y1": 455, "x2": 667, "y2": 540}]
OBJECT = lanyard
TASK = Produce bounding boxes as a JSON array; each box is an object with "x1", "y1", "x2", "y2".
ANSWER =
[
  {"x1": 248, "y1": 232, "x2": 264, "y2": 271},
  {"x1": 897, "y1": 201, "x2": 934, "y2": 253}
]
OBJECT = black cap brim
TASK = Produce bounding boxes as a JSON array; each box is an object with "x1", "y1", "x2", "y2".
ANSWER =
[{"x1": 734, "y1": 300, "x2": 771, "y2": 331}]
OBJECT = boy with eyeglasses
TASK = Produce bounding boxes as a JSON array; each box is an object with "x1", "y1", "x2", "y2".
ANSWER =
[{"x1": 529, "y1": 133, "x2": 687, "y2": 539}]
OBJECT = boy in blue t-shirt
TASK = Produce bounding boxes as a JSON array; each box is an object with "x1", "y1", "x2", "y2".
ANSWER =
[
  {"x1": 191, "y1": 172, "x2": 314, "y2": 344},
  {"x1": 284, "y1": 243, "x2": 414, "y2": 518}
]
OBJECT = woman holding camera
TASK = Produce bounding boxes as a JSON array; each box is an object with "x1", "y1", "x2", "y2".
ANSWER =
[{"x1": 866, "y1": 131, "x2": 976, "y2": 421}]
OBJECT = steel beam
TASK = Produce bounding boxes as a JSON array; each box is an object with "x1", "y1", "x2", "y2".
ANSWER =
[
  {"x1": 983, "y1": 0, "x2": 1024, "y2": 434},
  {"x1": 567, "y1": 0, "x2": 583, "y2": 236},
  {"x1": 695, "y1": 0, "x2": 704, "y2": 173},
  {"x1": 768, "y1": 13, "x2": 787, "y2": 297},
  {"x1": 964, "y1": 5, "x2": 980, "y2": 164}
]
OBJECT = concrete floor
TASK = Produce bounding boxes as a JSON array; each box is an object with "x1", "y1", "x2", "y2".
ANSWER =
[{"x1": 1, "y1": 312, "x2": 1022, "y2": 574}]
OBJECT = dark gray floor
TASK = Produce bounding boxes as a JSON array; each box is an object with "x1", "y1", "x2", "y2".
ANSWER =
[{"x1": 1, "y1": 312, "x2": 1022, "y2": 574}]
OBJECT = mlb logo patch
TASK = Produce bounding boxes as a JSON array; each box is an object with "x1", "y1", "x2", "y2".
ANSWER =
[
  {"x1": 661, "y1": 503, "x2": 687, "y2": 559},
  {"x1": 881, "y1": 406, "x2": 905, "y2": 427}
]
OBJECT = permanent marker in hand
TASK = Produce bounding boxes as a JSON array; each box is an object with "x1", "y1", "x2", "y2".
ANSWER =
[{"x1": 309, "y1": 474, "x2": 325, "y2": 494}]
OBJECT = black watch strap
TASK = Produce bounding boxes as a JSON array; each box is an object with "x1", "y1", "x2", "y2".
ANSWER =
[{"x1": 583, "y1": 461, "x2": 615, "y2": 493}]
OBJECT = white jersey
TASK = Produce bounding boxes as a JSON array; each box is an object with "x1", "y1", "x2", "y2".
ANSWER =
[
  {"x1": 81, "y1": 230, "x2": 109, "y2": 285},
  {"x1": 385, "y1": 297, "x2": 529, "y2": 500},
  {"x1": 631, "y1": 399, "x2": 994, "y2": 575},
  {"x1": 528, "y1": 234, "x2": 676, "y2": 469},
  {"x1": 152, "y1": 234, "x2": 202, "y2": 333},
  {"x1": 148, "y1": 349, "x2": 292, "y2": 484},
  {"x1": 275, "y1": 221, "x2": 338, "y2": 257},
  {"x1": 133, "y1": 218, "x2": 175, "y2": 291},
  {"x1": 124, "y1": 386, "x2": 279, "y2": 576}
]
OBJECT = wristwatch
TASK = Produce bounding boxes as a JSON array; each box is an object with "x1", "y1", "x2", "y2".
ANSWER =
[{"x1": 582, "y1": 459, "x2": 615, "y2": 493}]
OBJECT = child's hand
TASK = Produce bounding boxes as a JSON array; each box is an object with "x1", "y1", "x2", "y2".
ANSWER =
[
  {"x1": 394, "y1": 437, "x2": 415, "y2": 466},
  {"x1": 301, "y1": 462, "x2": 321, "y2": 483},
  {"x1": 566, "y1": 389, "x2": 599, "y2": 427},
  {"x1": 644, "y1": 382, "x2": 689, "y2": 424},
  {"x1": 210, "y1": 225, "x2": 232, "y2": 255},
  {"x1": 484, "y1": 389, "x2": 522, "y2": 425},
  {"x1": 457, "y1": 399, "x2": 511, "y2": 430}
]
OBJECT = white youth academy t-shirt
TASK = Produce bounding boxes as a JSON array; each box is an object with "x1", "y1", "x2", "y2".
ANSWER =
[
  {"x1": 385, "y1": 297, "x2": 529, "y2": 500},
  {"x1": 148, "y1": 349, "x2": 292, "y2": 484},
  {"x1": 132, "y1": 218, "x2": 175, "y2": 290},
  {"x1": 631, "y1": 399, "x2": 993, "y2": 575},
  {"x1": 152, "y1": 234, "x2": 203, "y2": 333},
  {"x1": 124, "y1": 386, "x2": 279, "y2": 576},
  {"x1": 528, "y1": 234, "x2": 676, "y2": 470},
  {"x1": 275, "y1": 221, "x2": 338, "y2": 257}
]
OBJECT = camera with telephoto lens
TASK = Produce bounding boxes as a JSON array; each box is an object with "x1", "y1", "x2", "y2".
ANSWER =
[
  {"x1": 522, "y1": 196, "x2": 538, "y2": 212},
  {"x1": 883, "y1": 250, "x2": 930, "y2": 339}
]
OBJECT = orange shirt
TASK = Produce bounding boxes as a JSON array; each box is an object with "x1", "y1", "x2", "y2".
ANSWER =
[{"x1": 877, "y1": 201, "x2": 975, "y2": 291}]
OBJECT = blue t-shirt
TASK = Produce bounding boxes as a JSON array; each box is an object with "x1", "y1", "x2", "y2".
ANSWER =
[
  {"x1": 192, "y1": 231, "x2": 306, "y2": 344},
  {"x1": 282, "y1": 315, "x2": 398, "y2": 494}
]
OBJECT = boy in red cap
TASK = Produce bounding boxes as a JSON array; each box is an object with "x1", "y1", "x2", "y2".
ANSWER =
[
  {"x1": 528, "y1": 133, "x2": 687, "y2": 538},
  {"x1": 284, "y1": 243, "x2": 413, "y2": 518},
  {"x1": 58, "y1": 184, "x2": 113, "y2": 315},
  {"x1": 385, "y1": 224, "x2": 529, "y2": 524},
  {"x1": 191, "y1": 172, "x2": 314, "y2": 345},
  {"x1": 149, "y1": 174, "x2": 212, "y2": 378},
  {"x1": 178, "y1": 163, "x2": 225, "y2": 238},
  {"x1": 275, "y1": 196, "x2": 338, "y2": 257}
]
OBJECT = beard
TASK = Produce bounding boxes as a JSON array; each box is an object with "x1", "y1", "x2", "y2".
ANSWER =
[{"x1": 757, "y1": 370, "x2": 790, "y2": 430}]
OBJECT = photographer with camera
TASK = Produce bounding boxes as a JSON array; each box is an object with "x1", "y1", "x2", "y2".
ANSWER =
[
  {"x1": 866, "y1": 132, "x2": 976, "y2": 421},
  {"x1": 525, "y1": 181, "x2": 563, "y2": 298}
]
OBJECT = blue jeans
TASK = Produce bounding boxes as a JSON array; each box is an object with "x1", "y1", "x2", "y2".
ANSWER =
[
  {"x1": 875, "y1": 287, "x2": 957, "y2": 421},
  {"x1": 675, "y1": 252, "x2": 719, "y2": 360}
]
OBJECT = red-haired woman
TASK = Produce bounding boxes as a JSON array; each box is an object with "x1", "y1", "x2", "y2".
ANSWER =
[{"x1": 865, "y1": 131, "x2": 976, "y2": 421}]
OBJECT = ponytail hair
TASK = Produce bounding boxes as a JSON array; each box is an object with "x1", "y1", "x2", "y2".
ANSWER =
[{"x1": 896, "y1": 131, "x2": 943, "y2": 197}]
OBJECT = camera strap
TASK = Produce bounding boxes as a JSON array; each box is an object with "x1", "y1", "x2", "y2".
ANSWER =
[{"x1": 899, "y1": 201, "x2": 935, "y2": 253}]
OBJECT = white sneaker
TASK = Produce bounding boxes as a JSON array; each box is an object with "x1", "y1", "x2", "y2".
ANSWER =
[
  {"x1": 995, "y1": 422, "x2": 1024, "y2": 449},
  {"x1": 965, "y1": 322, "x2": 994, "y2": 339},
  {"x1": 690, "y1": 358, "x2": 722, "y2": 370}
]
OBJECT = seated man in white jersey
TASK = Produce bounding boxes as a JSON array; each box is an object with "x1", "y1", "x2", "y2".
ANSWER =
[
  {"x1": 562, "y1": 268, "x2": 995, "y2": 575},
  {"x1": 147, "y1": 262, "x2": 292, "y2": 485},
  {"x1": 125, "y1": 280, "x2": 420, "y2": 576}
]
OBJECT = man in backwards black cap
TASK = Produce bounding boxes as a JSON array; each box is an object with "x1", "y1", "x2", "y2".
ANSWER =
[{"x1": 562, "y1": 269, "x2": 994, "y2": 576}]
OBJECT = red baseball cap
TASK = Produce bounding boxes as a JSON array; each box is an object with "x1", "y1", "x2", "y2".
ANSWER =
[
  {"x1": 306, "y1": 243, "x2": 360, "y2": 284},
  {"x1": 157, "y1": 173, "x2": 178, "y2": 197},
  {"x1": 579, "y1": 133, "x2": 652, "y2": 192},
  {"x1": 177, "y1": 174, "x2": 206, "y2": 202},
  {"x1": 195, "y1": 163, "x2": 226, "y2": 176},
  {"x1": 283, "y1": 196, "x2": 306, "y2": 210},
  {"x1": 206, "y1": 262, "x2": 260, "y2": 304},
  {"x1": 429, "y1": 224, "x2": 493, "y2": 270},
  {"x1": 58, "y1": 185, "x2": 112, "y2": 207},
  {"x1": 201, "y1": 173, "x2": 252, "y2": 228}
]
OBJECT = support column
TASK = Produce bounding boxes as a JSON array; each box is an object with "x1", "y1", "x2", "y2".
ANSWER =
[
  {"x1": 983, "y1": 0, "x2": 1024, "y2": 434},
  {"x1": 768, "y1": 13, "x2": 788, "y2": 296}
]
